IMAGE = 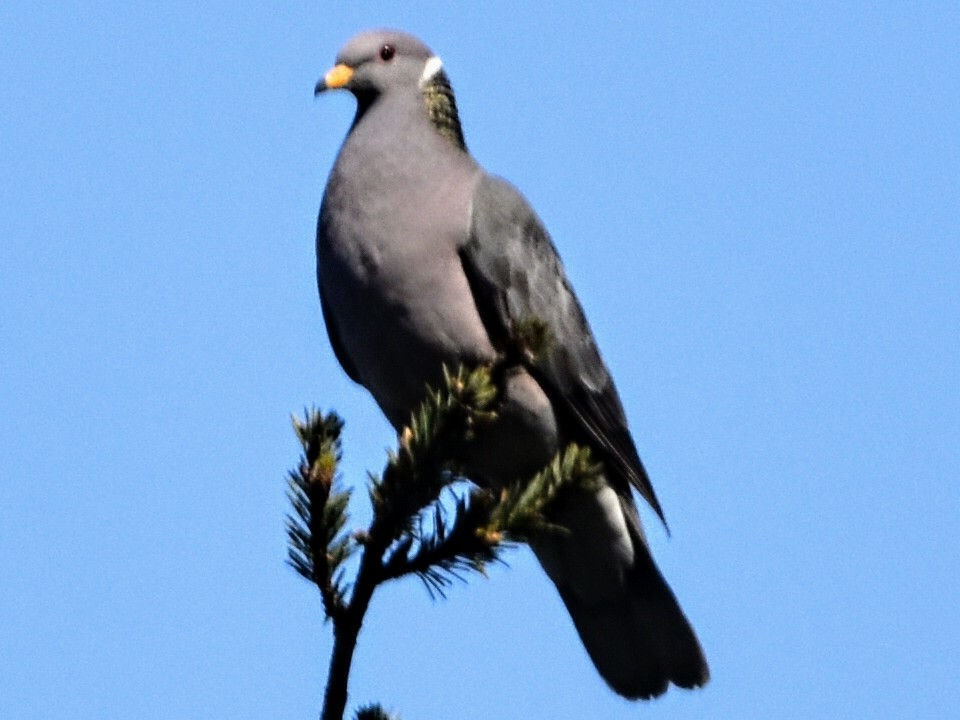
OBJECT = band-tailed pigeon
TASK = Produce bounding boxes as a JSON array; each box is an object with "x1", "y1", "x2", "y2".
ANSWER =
[{"x1": 313, "y1": 29, "x2": 708, "y2": 699}]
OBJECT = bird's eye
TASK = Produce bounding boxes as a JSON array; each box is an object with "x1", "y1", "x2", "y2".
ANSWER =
[{"x1": 379, "y1": 44, "x2": 396, "y2": 62}]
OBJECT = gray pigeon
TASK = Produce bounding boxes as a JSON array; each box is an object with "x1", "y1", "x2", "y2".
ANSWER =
[{"x1": 314, "y1": 29, "x2": 709, "y2": 700}]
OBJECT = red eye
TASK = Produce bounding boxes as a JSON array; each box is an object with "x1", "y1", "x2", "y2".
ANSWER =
[{"x1": 379, "y1": 44, "x2": 395, "y2": 61}]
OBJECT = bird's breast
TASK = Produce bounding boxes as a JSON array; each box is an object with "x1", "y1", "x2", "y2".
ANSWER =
[{"x1": 318, "y1": 152, "x2": 494, "y2": 423}]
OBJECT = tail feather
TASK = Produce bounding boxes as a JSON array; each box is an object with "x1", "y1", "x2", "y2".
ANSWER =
[
  {"x1": 557, "y1": 546, "x2": 709, "y2": 699},
  {"x1": 530, "y1": 485, "x2": 709, "y2": 699}
]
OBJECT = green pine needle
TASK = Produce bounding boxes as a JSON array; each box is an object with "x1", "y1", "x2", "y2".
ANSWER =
[
  {"x1": 380, "y1": 488, "x2": 501, "y2": 598},
  {"x1": 489, "y1": 444, "x2": 604, "y2": 542},
  {"x1": 286, "y1": 409, "x2": 355, "y2": 618},
  {"x1": 355, "y1": 704, "x2": 397, "y2": 720}
]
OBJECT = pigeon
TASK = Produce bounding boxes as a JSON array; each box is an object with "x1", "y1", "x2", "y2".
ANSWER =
[{"x1": 314, "y1": 29, "x2": 709, "y2": 700}]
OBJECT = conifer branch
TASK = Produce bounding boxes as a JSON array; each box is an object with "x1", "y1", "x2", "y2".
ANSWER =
[
  {"x1": 286, "y1": 364, "x2": 604, "y2": 720},
  {"x1": 286, "y1": 409, "x2": 354, "y2": 621},
  {"x1": 380, "y1": 488, "x2": 501, "y2": 597},
  {"x1": 354, "y1": 705, "x2": 397, "y2": 720},
  {"x1": 490, "y1": 443, "x2": 604, "y2": 542}
]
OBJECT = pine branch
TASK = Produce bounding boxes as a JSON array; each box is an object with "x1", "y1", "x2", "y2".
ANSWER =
[
  {"x1": 490, "y1": 443, "x2": 604, "y2": 542},
  {"x1": 286, "y1": 364, "x2": 605, "y2": 720},
  {"x1": 375, "y1": 445, "x2": 603, "y2": 596},
  {"x1": 371, "y1": 365, "x2": 497, "y2": 530},
  {"x1": 286, "y1": 409, "x2": 354, "y2": 620},
  {"x1": 380, "y1": 488, "x2": 501, "y2": 598},
  {"x1": 354, "y1": 705, "x2": 397, "y2": 720}
]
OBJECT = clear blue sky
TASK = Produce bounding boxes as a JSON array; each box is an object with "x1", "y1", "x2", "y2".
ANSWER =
[{"x1": 2, "y1": 2, "x2": 958, "y2": 718}]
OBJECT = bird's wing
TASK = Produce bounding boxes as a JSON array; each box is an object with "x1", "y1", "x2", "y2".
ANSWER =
[
  {"x1": 319, "y1": 282, "x2": 363, "y2": 385},
  {"x1": 460, "y1": 173, "x2": 666, "y2": 524}
]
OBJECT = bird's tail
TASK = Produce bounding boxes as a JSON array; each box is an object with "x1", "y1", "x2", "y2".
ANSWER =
[{"x1": 529, "y1": 485, "x2": 709, "y2": 700}]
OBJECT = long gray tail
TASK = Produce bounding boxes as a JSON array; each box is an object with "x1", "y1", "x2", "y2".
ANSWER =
[{"x1": 529, "y1": 485, "x2": 709, "y2": 699}]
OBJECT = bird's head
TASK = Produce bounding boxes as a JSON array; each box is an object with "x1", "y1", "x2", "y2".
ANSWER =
[{"x1": 315, "y1": 29, "x2": 467, "y2": 151}]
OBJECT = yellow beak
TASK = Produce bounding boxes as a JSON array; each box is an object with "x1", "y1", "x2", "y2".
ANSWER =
[{"x1": 315, "y1": 64, "x2": 353, "y2": 95}]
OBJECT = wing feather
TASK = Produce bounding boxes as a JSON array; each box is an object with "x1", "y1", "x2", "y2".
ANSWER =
[{"x1": 461, "y1": 174, "x2": 666, "y2": 525}]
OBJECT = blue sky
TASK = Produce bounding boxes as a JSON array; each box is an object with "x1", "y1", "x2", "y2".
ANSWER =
[{"x1": 2, "y1": 2, "x2": 958, "y2": 718}]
